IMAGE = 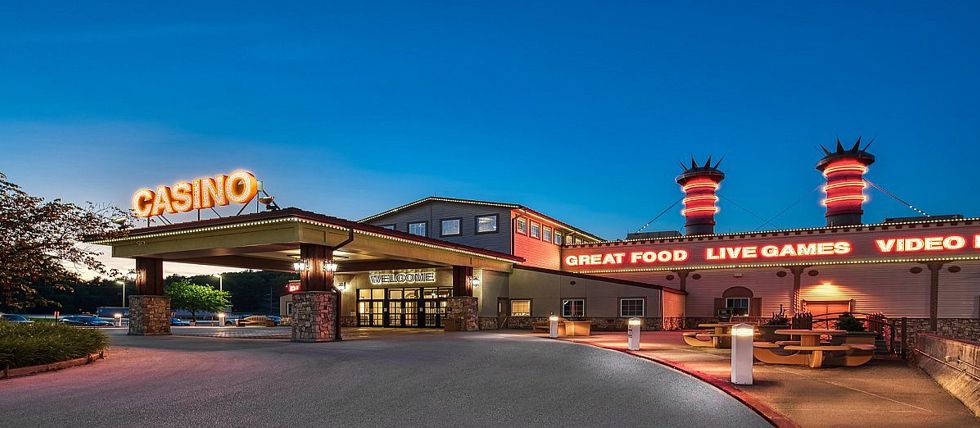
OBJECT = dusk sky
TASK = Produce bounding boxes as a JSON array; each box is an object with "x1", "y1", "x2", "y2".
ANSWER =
[{"x1": 2, "y1": 2, "x2": 979, "y2": 274}]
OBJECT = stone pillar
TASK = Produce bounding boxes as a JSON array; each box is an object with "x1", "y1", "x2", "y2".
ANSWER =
[
  {"x1": 128, "y1": 295, "x2": 171, "y2": 335},
  {"x1": 445, "y1": 296, "x2": 479, "y2": 332},
  {"x1": 291, "y1": 291, "x2": 337, "y2": 342}
]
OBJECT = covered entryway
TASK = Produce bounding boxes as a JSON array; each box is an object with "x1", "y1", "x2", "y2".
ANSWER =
[{"x1": 89, "y1": 208, "x2": 520, "y2": 342}]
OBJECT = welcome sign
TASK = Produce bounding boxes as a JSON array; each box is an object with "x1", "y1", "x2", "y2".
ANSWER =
[{"x1": 369, "y1": 270, "x2": 437, "y2": 285}]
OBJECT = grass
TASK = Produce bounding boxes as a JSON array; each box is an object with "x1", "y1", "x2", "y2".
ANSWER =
[{"x1": 0, "y1": 322, "x2": 110, "y2": 369}]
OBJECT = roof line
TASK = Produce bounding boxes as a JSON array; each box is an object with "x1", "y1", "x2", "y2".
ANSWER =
[
  {"x1": 359, "y1": 196, "x2": 604, "y2": 241},
  {"x1": 89, "y1": 208, "x2": 524, "y2": 263}
]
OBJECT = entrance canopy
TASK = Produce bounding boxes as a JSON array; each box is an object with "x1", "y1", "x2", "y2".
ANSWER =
[{"x1": 92, "y1": 207, "x2": 523, "y2": 274}]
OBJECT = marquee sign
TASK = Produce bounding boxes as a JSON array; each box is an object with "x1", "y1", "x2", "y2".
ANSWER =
[
  {"x1": 132, "y1": 170, "x2": 258, "y2": 218},
  {"x1": 369, "y1": 270, "x2": 437, "y2": 285},
  {"x1": 562, "y1": 225, "x2": 980, "y2": 272}
]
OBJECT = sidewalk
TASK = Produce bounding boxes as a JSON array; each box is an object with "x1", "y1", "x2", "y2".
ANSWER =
[{"x1": 555, "y1": 331, "x2": 978, "y2": 428}]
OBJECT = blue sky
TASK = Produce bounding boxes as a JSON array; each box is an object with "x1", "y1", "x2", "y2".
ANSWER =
[{"x1": 2, "y1": 1, "x2": 979, "y2": 248}]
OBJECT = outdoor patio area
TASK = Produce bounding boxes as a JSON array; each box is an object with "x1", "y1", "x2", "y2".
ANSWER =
[{"x1": 553, "y1": 331, "x2": 977, "y2": 427}]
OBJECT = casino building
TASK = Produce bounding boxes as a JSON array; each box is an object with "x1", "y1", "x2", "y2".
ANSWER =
[{"x1": 95, "y1": 141, "x2": 980, "y2": 342}]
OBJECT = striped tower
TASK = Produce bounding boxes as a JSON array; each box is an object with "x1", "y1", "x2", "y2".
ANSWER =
[
  {"x1": 816, "y1": 138, "x2": 875, "y2": 226},
  {"x1": 676, "y1": 157, "x2": 724, "y2": 235}
]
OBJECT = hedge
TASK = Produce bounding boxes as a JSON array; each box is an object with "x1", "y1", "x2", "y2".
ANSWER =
[{"x1": 0, "y1": 322, "x2": 110, "y2": 369}]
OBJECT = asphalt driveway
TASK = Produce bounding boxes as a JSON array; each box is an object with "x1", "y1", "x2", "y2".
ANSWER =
[{"x1": 0, "y1": 330, "x2": 770, "y2": 427}]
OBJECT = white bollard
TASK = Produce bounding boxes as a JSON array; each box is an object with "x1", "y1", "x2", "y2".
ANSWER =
[
  {"x1": 627, "y1": 318, "x2": 642, "y2": 350},
  {"x1": 549, "y1": 315, "x2": 560, "y2": 338},
  {"x1": 113, "y1": 313, "x2": 122, "y2": 327},
  {"x1": 730, "y1": 323, "x2": 754, "y2": 385}
]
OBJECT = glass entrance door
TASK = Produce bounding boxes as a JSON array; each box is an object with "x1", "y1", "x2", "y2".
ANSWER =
[
  {"x1": 357, "y1": 288, "x2": 385, "y2": 327},
  {"x1": 356, "y1": 286, "x2": 452, "y2": 328}
]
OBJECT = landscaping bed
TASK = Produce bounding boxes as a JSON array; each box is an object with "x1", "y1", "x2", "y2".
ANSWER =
[{"x1": 0, "y1": 322, "x2": 109, "y2": 370}]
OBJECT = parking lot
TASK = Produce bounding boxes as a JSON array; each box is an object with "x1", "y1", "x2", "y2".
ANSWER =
[{"x1": 1, "y1": 329, "x2": 769, "y2": 427}]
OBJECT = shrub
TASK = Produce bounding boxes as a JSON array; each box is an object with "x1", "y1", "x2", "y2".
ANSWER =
[
  {"x1": 835, "y1": 312, "x2": 866, "y2": 332},
  {"x1": 764, "y1": 305, "x2": 789, "y2": 326},
  {"x1": 0, "y1": 322, "x2": 110, "y2": 369}
]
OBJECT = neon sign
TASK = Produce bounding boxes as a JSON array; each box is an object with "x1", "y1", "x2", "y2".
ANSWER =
[
  {"x1": 705, "y1": 242, "x2": 851, "y2": 260},
  {"x1": 875, "y1": 235, "x2": 977, "y2": 253},
  {"x1": 132, "y1": 170, "x2": 258, "y2": 218}
]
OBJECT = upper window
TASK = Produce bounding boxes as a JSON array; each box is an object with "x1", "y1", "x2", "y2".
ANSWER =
[
  {"x1": 511, "y1": 299, "x2": 531, "y2": 317},
  {"x1": 620, "y1": 298, "x2": 645, "y2": 317},
  {"x1": 408, "y1": 221, "x2": 427, "y2": 237},
  {"x1": 440, "y1": 218, "x2": 461, "y2": 237},
  {"x1": 379, "y1": 224, "x2": 396, "y2": 230},
  {"x1": 562, "y1": 299, "x2": 585, "y2": 318},
  {"x1": 476, "y1": 214, "x2": 498, "y2": 234},
  {"x1": 516, "y1": 217, "x2": 528, "y2": 235},
  {"x1": 529, "y1": 221, "x2": 541, "y2": 239},
  {"x1": 554, "y1": 231, "x2": 563, "y2": 245},
  {"x1": 542, "y1": 226, "x2": 552, "y2": 243}
]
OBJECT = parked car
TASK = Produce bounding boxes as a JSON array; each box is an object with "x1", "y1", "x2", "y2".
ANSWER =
[
  {"x1": 224, "y1": 314, "x2": 251, "y2": 325},
  {"x1": 265, "y1": 315, "x2": 282, "y2": 326},
  {"x1": 59, "y1": 315, "x2": 114, "y2": 327},
  {"x1": 1, "y1": 314, "x2": 34, "y2": 323},
  {"x1": 237, "y1": 315, "x2": 276, "y2": 327},
  {"x1": 170, "y1": 317, "x2": 191, "y2": 326}
]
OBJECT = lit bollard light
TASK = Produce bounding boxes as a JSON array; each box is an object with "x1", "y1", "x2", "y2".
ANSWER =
[
  {"x1": 627, "y1": 317, "x2": 642, "y2": 350},
  {"x1": 549, "y1": 314, "x2": 560, "y2": 338},
  {"x1": 218, "y1": 313, "x2": 226, "y2": 327},
  {"x1": 730, "y1": 323, "x2": 754, "y2": 385},
  {"x1": 113, "y1": 313, "x2": 122, "y2": 327}
]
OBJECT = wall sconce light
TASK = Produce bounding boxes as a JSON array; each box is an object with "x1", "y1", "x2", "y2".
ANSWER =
[
  {"x1": 292, "y1": 259, "x2": 310, "y2": 272},
  {"x1": 323, "y1": 260, "x2": 339, "y2": 272},
  {"x1": 470, "y1": 276, "x2": 481, "y2": 287}
]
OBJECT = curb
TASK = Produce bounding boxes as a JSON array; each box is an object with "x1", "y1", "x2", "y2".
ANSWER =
[
  {"x1": 1, "y1": 351, "x2": 106, "y2": 380},
  {"x1": 555, "y1": 338, "x2": 799, "y2": 428}
]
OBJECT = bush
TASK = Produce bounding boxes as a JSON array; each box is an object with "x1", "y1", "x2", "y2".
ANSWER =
[
  {"x1": 835, "y1": 312, "x2": 866, "y2": 332},
  {"x1": 0, "y1": 322, "x2": 110, "y2": 369}
]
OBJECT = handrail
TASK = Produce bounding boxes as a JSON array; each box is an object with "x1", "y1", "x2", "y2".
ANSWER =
[{"x1": 913, "y1": 348, "x2": 980, "y2": 382}]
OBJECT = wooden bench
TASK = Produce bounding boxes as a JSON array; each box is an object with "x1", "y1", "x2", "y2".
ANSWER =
[
  {"x1": 532, "y1": 320, "x2": 591, "y2": 336},
  {"x1": 682, "y1": 331, "x2": 715, "y2": 347}
]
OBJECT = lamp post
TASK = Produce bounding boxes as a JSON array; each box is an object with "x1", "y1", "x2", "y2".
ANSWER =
[
  {"x1": 213, "y1": 273, "x2": 223, "y2": 292},
  {"x1": 118, "y1": 270, "x2": 136, "y2": 307}
]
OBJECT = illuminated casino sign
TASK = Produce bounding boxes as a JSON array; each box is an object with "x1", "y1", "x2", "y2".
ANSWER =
[
  {"x1": 562, "y1": 227, "x2": 980, "y2": 271},
  {"x1": 132, "y1": 170, "x2": 258, "y2": 218},
  {"x1": 369, "y1": 270, "x2": 437, "y2": 285}
]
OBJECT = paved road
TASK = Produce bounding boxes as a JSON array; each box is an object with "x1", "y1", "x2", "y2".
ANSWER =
[{"x1": 0, "y1": 330, "x2": 770, "y2": 427}]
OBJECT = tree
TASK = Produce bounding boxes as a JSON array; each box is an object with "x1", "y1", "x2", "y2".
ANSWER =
[
  {"x1": 0, "y1": 172, "x2": 129, "y2": 311},
  {"x1": 166, "y1": 279, "x2": 231, "y2": 321}
]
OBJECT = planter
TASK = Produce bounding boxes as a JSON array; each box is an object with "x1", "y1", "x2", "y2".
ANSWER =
[
  {"x1": 844, "y1": 331, "x2": 878, "y2": 345},
  {"x1": 759, "y1": 324, "x2": 790, "y2": 343},
  {"x1": 2, "y1": 352, "x2": 105, "y2": 380}
]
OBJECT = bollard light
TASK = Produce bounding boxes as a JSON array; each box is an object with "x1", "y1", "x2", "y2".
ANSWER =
[
  {"x1": 627, "y1": 317, "x2": 642, "y2": 350},
  {"x1": 548, "y1": 314, "x2": 560, "y2": 338},
  {"x1": 730, "y1": 323, "x2": 754, "y2": 385},
  {"x1": 113, "y1": 313, "x2": 122, "y2": 327},
  {"x1": 217, "y1": 312, "x2": 227, "y2": 327}
]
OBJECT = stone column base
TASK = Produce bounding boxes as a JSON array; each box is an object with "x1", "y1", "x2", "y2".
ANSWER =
[
  {"x1": 128, "y1": 295, "x2": 171, "y2": 336},
  {"x1": 291, "y1": 291, "x2": 338, "y2": 342},
  {"x1": 445, "y1": 296, "x2": 479, "y2": 332}
]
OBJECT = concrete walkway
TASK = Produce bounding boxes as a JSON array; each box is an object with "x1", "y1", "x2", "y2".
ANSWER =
[
  {"x1": 0, "y1": 330, "x2": 770, "y2": 427},
  {"x1": 557, "y1": 331, "x2": 979, "y2": 428}
]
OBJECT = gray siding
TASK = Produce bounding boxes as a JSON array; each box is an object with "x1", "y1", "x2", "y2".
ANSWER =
[{"x1": 364, "y1": 201, "x2": 513, "y2": 254}]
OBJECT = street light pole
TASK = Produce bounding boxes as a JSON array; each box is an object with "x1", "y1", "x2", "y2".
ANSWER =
[{"x1": 213, "y1": 273, "x2": 223, "y2": 292}]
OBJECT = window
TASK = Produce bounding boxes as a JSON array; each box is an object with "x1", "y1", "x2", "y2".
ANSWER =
[
  {"x1": 286, "y1": 302, "x2": 293, "y2": 316},
  {"x1": 379, "y1": 224, "x2": 396, "y2": 230},
  {"x1": 408, "y1": 221, "x2": 427, "y2": 237},
  {"x1": 725, "y1": 298, "x2": 750, "y2": 316},
  {"x1": 529, "y1": 221, "x2": 541, "y2": 238},
  {"x1": 440, "y1": 218, "x2": 461, "y2": 236},
  {"x1": 511, "y1": 299, "x2": 531, "y2": 317},
  {"x1": 554, "y1": 231, "x2": 563, "y2": 245},
  {"x1": 476, "y1": 214, "x2": 498, "y2": 233},
  {"x1": 516, "y1": 217, "x2": 528, "y2": 234},
  {"x1": 542, "y1": 226, "x2": 552, "y2": 243},
  {"x1": 620, "y1": 298, "x2": 645, "y2": 317},
  {"x1": 562, "y1": 299, "x2": 585, "y2": 317}
]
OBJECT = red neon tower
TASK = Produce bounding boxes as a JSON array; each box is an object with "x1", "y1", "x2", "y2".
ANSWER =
[
  {"x1": 816, "y1": 138, "x2": 875, "y2": 226},
  {"x1": 676, "y1": 156, "x2": 724, "y2": 235}
]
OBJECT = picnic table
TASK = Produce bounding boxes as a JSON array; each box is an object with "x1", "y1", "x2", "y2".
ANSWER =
[
  {"x1": 752, "y1": 329, "x2": 874, "y2": 368},
  {"x1": 683, "y1": 322, "x2": 745, "y2": 348}
]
